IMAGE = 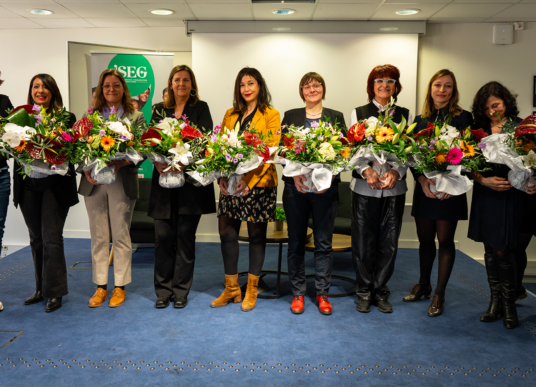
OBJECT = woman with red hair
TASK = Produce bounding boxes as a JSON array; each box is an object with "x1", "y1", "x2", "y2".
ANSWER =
[{"x1": 349, "y1": 64, "x2": 412, "y2": 314}]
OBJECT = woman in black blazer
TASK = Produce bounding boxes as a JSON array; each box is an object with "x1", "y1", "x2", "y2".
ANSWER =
[
  {"x1": 403, "y1": 70, "x2": 473, "y2": 317},
  {"x1": 15, "y1": 74, "x2": 78, "y2": 313},
  {"x1": 281, "y1": 72, "x2": 345, "y2": 316},
  {"x1": 149, "y1": 65, "x2": 216, "y2": 309}
]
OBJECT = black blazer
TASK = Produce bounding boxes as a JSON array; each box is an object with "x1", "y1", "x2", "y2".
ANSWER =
[
  {"x1": 148, "y1": 100, "x2": 216, "y2": 219},
  {"x1": 0, "y1": 94, "x2": 13, "y2": 169},
  {"x1": 13, "y1": 112, "x2": 79, "y2": 209},
  {"x1": 281, "y1": 107, "x2": 346, "y2": 186}
]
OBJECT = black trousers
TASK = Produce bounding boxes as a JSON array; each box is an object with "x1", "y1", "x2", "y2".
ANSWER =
[
  {"x1": 154, "y1": 213, "x2": 202, "y2": 299},
  {"x1": 283, "y1": 183, "x2": 339, "y2": 296},
  {"x1": 19, "y1": 179, "x2": 70, "y2": 299},
  {"x1": 351, "y1": 192, "x2": 405, "y2": 301}
]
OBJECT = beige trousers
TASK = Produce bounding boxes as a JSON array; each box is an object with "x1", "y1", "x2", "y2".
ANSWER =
[{"x1": 84, "y1": 172, "x2": 136, "y2": 286}]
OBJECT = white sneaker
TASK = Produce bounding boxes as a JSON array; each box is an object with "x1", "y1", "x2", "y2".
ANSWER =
[{"x1": 0, "y1": 301, "x2": 3, "y2": 311}]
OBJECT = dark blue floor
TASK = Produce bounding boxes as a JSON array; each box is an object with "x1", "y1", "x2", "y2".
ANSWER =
[{"x1": 0, "y1": 239, "x2": 535, "y2": 386}]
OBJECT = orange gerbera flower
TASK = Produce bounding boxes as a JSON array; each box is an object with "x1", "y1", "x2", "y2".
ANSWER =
[
  {"x1": 127, "y1": 140, "x2": 134, "y2": 146},
  {"x1": 340, "y1": 147, "x2": 351, "y2": 159},
  {"x1": 461, "y1": 141, "x2": 475, "y2": 157},
  {"x1": 519, "y1": 140, "x2": 536, "y2": 153},
  {"x1": 101, "y1": 135, "x2": 115, "y2": 152},
  {"x1": 435, "y1": 152, "x2": 447, "y2": 164},
  {"x1": 14, "y1": 140, "x2": 26, "y2": 153},
  {"x1": 375, "y1": 127, "x2": 394, "y2": 143}
]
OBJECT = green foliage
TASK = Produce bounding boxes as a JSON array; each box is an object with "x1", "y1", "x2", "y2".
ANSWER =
[{"x1": 275, "y1": 207, "x2": 286, "y2": 222}]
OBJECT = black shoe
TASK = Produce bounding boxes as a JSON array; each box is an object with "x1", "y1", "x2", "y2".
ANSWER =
[
  {"x1": 372, "y1": 299, "x2": 393, "y2": 313},
  {"x1": 516, "y1": 286, "x2": 528, "y2": 302},
  {"x1": 174, "y1": 296, "x2": 188, "y2": 308},
  {"x1": 155, "y1": 296, "x2": 171, "y2": 309},
  {"x1": 497, "y1": 252, "x2": 519, "y2": 329},
  {"x1": 24, "y1": 291, "x2": 43, "y2": 305},
  {"x1": 356, "y1": 298, "x2": 371, "y2": 313},
  {"x1": 45, "y1": 297, "x2": 62, "y2": 313},
  {"x1": 480, "y1": 251, "x2": 502, "y2": 322}
]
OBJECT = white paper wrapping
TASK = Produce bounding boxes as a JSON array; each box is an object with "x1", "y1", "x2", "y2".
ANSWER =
[
  {"x1": 147, "y1": 152, "x2": 185, "y2": 189},
  {"x1": 80, "y1": 148, "x2": 143, "y2": 185},
  {"x1": 22, "y1": 159, "x2": 69, "y2": 179},
  {"x1": 346, "y1": 143, "x2": 405, "y2": 181},
  {"x1": 424, "y1": 166, "x2": 473, "y2": 196}
]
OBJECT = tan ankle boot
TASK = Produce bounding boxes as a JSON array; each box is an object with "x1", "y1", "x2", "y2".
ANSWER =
[
  {"x1": 211, "y1": 274, "x2": 242, "y2": 308},
  {"x1": 241, "y1": 274, "x2": 260, "y2": 312}
]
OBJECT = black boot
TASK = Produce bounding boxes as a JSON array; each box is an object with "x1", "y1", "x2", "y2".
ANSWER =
[
  {"x1": 24, "y1": 291, "x2": 44, "y2": 305},
  {"x1": 480, "y1": 252, "x2": 502, "y2": 322},
  {"x1": 497, "y1": 252, "x2": 519, "y2": 329}
]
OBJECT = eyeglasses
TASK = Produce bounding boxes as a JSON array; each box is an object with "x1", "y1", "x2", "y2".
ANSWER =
[
  {"x1": 302, "y1": 83, "x2": 322, "y2": 91},
  {"x1": 102, "y1": 83, "x2": 123, "y2": 91},
  {"x1": 374, "y1": 79, "x2": 396, "y2": 86}
]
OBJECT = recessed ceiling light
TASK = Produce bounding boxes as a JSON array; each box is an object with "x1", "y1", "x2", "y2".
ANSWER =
[
  {"x1": 396, "y1": 9, "x2": 420, "y2": 16},
  {"x1": 272, "y1": 9, "x2": 295, "y2": 15},
  {"x1": 150, "y1": 9, "x2": 174, "y2": 16},
  {"x1": 272, "y1": 27, "x2": 291, "y2": 32},
  {"x1": 380, "y1": 27, "x2": 399, "y2": 32},
  {"x1": 29, "y1": 9, "x2": 53, "y2": 16}
]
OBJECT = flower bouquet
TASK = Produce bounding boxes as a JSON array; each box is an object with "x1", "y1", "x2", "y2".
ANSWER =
[
  {"x1": 0, "y1": 104, "x2": 75, "y2": 178},
  {"x1": 71, "y1": 107, "x2": 143, "y2": 184},
  {"x1": 140, "y1": 114, "x2": 206, "y2": 188},
  {"x1": 411, "y1": 117, "x2": 489, "y2": 195},
  {"x1": 346, "y1": 98, "x2": 418, "y2": 183},
  {"x1": 276, "y1": 119, "x2": 350, "y2": 192},
  {"x1": 481, "y1": 115, "x2": 536, "y2": 192},
  {"x1": 187, "y1": 123, "x2": 273, "y2": 196}
]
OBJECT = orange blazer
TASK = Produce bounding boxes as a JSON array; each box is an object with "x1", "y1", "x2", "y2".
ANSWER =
[{"x1": 221, "y1": 106, "x2": 281, "y2": 189}]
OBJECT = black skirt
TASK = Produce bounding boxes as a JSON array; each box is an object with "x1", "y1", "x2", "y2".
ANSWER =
[
  {"x1": 520, "y1": 192, "x2": 536, "y2": 235},
  {"x1": 411, "y1": 180, "x2": 468, "y2": 221},
  {"x1": 217, "y1": 187, "x2": 277, "y2": 223}
]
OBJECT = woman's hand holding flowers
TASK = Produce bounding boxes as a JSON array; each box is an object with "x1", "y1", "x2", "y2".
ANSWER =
[
  {"x1": 106, "y1": 159, "x2": 133, "y2": 174},
  {"x1": 292, "y1": 175, "x2": 308, "y2": 193},
  {"x1": 234, "y1": 180, "x2": 250, "y2": 197},
  {"x1": 363, "y1": 168, "x2": 383, "y2": 190},
  {"x1": 84, "y1": 168, "x2": 101, "y2": 186},
  {"x1": 380, "y1": 169, "x2": 399, "y2": 190},
  {"x1": 219, "y1": 176, "x2": 230, "y2": 196}
]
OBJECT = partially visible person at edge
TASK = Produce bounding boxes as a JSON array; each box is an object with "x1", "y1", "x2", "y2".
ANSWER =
[
  {"x1": 281, "y1": 72, "x2": 346, "y2": 316},
  {"x1": 15, "y1": 74, "x2": 78, "y2": 313},
  {"x1": 211, "y1": 67, "x2": 281, "y2": 312},
  {"x1": 349, "y1": 64, "x2": 413, "y2": 314},
  {"x1": 403, "y1": 69, "x2": 473, "y2": 317},
  {"x1": 150, "y1": 65, "x2": 215, "y2": 309},
  {"x1": 152, "y1": 88, "x2": 168, "y2": 114},
  {"x1": 468, "y1": 81, "x2": 536, "y2": 329},
  {"x1": 80, "y1": 69, "x2": 147, "y2": 310}
]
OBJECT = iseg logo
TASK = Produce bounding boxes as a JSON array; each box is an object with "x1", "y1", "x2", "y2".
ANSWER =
[{"x1": 113, "y1": 65, "x2": 147, "y2": 79}]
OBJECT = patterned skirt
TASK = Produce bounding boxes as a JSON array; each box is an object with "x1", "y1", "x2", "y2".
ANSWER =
[{"x1": 217, "y1": 187, "x2": 277, "y2": 223}]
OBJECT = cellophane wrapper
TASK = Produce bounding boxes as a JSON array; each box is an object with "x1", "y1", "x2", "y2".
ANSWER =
[{"x1": 80, "y1": 149, "x2": 143, "y2": 185}]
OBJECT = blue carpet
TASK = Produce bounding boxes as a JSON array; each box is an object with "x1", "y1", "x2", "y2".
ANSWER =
[{"x1": 0, "y1": 239, "x2": 535, "y2": 386}]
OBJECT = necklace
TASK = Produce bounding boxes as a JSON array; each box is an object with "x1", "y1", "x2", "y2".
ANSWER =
[{"x1": 306, "y1": 110, "x2": 322, "y2": 116}]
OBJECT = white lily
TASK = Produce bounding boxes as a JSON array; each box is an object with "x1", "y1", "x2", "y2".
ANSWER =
[
  {"x1": 169, "y1": 142, "x2": 192, "y2": 166},
  {"x1": 521, "y1": 150, "x2": 536, "y2": 168},
  {"x1": 227, "y1": 127, "x2": 242, "y2": 148},
  {"x1": 156, "y1": 117, "x2": 178, "y2": 136}
]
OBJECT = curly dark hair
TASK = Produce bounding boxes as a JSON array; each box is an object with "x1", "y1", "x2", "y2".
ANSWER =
[{"x1": 471, "y1": 81, "x2": 519, "y2": 128}]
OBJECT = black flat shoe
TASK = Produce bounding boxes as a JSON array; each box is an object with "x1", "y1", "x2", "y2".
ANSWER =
[
  {"x1": 24, "y1": 291, "x2": 43, "y2": 305},
  {"x1": 356, "y1": 298, "x2": 371, "y2": 313},
  {"x1": 45, "y1": 297, "x2": 62, "y2": 313},
  {"x1": 372, "y1": 299, "x2": 393, "y2": 313},
  {"x1": 156, "y1": 296, "x2": 171, "y2": 309},
  {"x1": 174, "y1": 296, "x2": 188, "y2": 308}
]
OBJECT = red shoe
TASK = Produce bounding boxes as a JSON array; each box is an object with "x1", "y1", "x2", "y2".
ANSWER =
[
  {"x1": 316, "y1": 295, "x2": 332, "y2": 315},
  {"x1": 290, "y1": 296, "x2": 304, "y2": 314}
]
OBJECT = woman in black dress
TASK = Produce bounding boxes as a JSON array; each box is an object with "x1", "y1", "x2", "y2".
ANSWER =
[
  {"x1": 468, "y1": 81, "x2": 536, "y2": 329},
  {"x1": 281, "y1": 72, "x2": 346, "y2": 316},
  {"x1": 150, "y1": 65, "x2": 215, "y2": 309},
  {"x1": 15, "y1": 74, "x2": 78, "y2": 312},
  {"x1": 403, "y1": 69, "x2": 473, "y2": 317}
]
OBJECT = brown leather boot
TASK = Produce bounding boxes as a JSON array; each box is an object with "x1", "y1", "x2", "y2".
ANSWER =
[
  {"x1": 211, "y1": 274, "x2": 242, "y2": 308},
  {"x1": 88, "y1": 288, "x2": 108, "y2": 308},
  {"x1": 241, "y1": 274, "x2": 260, "y2": 312}
]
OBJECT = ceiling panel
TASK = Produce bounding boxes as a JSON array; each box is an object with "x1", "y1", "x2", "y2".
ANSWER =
[
  {"x1": 0, "y1": 17, "x2": 44, "y2": 28},
  {"x1": 488, "y1": 4, "x2": 536, "y2": 20},
  {"x1": 317, "y1": 0, "x2": 382, "y2": 3},
  {"x1": 313, "y1": 3, "x2": 379, "y2": 20},
  {"x1": 55, "y1": 0, "x2": 120, "y2": 4},
  {"x1": 61, "y1": 3, "x2": 138, "y2": 18},
  {"x1": 124, "y1": 3, "x2": 194, "y2": 18},
  {"x1": 190, "y1": 3, "x2": 253, "y2": 19},
  {"x1": 453, "y1": 0, "x2": 518, "y2": 3},
  {"x1": 1, "y1": 2, "x2": 79, "y2": 18},
  {"x1": 382, "y1": 0, "x2": 448, "y2": 3},
  {"x1": 0, "y1": 0, "x2": 55, "y2": 3},
  {"x1": 84, "y1": 17, "x2": 147, "y2": 27},
  {"x1": 141, "y1": 17, "x2": 186, "y2": 26},
  {"x1": 120, "y1": 0, "x2": 186, "y2": 3},
  {"x1": 370, "y1": 3, "x2": 446, "y2": 20},
  {"x1": 430, "y1": 3, "x2": 513, "y2": 22},
  {"x1": 252, "y1": 3, "x2": 315, "y2": 20},
  {"x1": 0, "y1": 6, "x2": 21, "y2": 17},
  {"x1": 32, "y1": 17, "x2": 96, "y2": 28},
  {"x1": 186, "y1": 0, "x2": 250, "y2": 3}
]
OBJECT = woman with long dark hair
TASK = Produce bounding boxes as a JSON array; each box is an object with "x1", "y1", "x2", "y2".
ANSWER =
[
  {"x1": 15, "y1": 74, "x2": 78, "y2": 312},
  {"x1": 403, "y1": 69, "x2": 473, "y2": 317},
  {"x1": 211, "y1": 67, "x2": 281, "y2": 312},
  {"x1": 468, "y1": 81, "x2": 536, "y2": 329}
]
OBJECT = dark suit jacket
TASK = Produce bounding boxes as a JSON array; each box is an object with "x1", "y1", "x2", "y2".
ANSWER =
[
  {"x1": 148, "y1": 100, "x2": 216, "y2": 219},
  {"x1": 281, "y1": 107, "x2": 346, "y2": 185},
  {"x1": 0, "y1": 94, "x2": 14, "y2": 169},
  {"x1": 78, "y1": 109, "x2": 147, "y2": 200},
  {"x1": 13, "y1": 112, "x2": 79, "y2": 209}
]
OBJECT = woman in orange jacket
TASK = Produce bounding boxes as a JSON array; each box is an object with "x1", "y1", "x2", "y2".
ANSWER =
[{"x1": 210, "y1": 67, "x2": 281, "y2": 312}]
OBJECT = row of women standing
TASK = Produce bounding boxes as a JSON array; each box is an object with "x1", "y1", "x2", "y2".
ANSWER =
[{"x1": 1, "y1": 65, "x2": 534, "y2": 331}]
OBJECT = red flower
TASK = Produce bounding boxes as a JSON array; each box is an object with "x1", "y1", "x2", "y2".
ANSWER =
[
  {"x1": 283, "y1": 135, "x2": 295, "y2": 149},
  {"x1": 244, "y1": 131, "x2": 263, "y2": 147},
  {"x1": 181, "y1": 124, "x2": 204, "y2": 142},
  {"x1": 11, "y1": 105, "x2": 35, "y2": 115},
  {"x1": 255, "y1": 145, "x2": 270, "y2": 163},
  {"x1": 413, "y1": 122, "x2": 435, "y2": 140},
  {"x1": 469, "y1": 128, "x2": 489, "y2": 141},
  {"x1": 26, "y1": 134, "x2": 68, "y2": 165},
  {"x1": 72, "y1": 117, "x2": 93, "y2": 142},
  {"x1": 141, "y1": 127, "x2": 162, "y2": 146},
  {"x1": 347, "y1": 123, "x2": 366, "y2": 143},
  {"x1": 515, "y1": 114, "x2": 536, "y2": 137}
]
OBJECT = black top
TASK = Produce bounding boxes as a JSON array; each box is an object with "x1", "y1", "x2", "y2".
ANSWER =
[
  {"x1": 281, "y1": 107, "x2": 346, "y2": 186},
  {"x1": 13, "y1": 112, "x2": 79, "y2": 209},
  {"x1": 236, "y1": 107, "x2": 257, "y2": 131},
  {"x1": 148, "y1": 100, "x2": 216, "y2": 219},
  {"x1": 410, "y1": 108, "x2": 473, "y2": 221},
  {"x1": 0, "y1": 94, "x2": 14, "y2": 169},
  {"x1": 352, "y1": 102, "x2": 410, "y2": 180},
  {"x1": 468, "y1": 117, "x2": 524, "y2": 251}
]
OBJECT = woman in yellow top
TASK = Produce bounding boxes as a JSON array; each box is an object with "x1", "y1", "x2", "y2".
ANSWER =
[{"x1": 211, "y1": 67, "x2": 281, "y2": 312}]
